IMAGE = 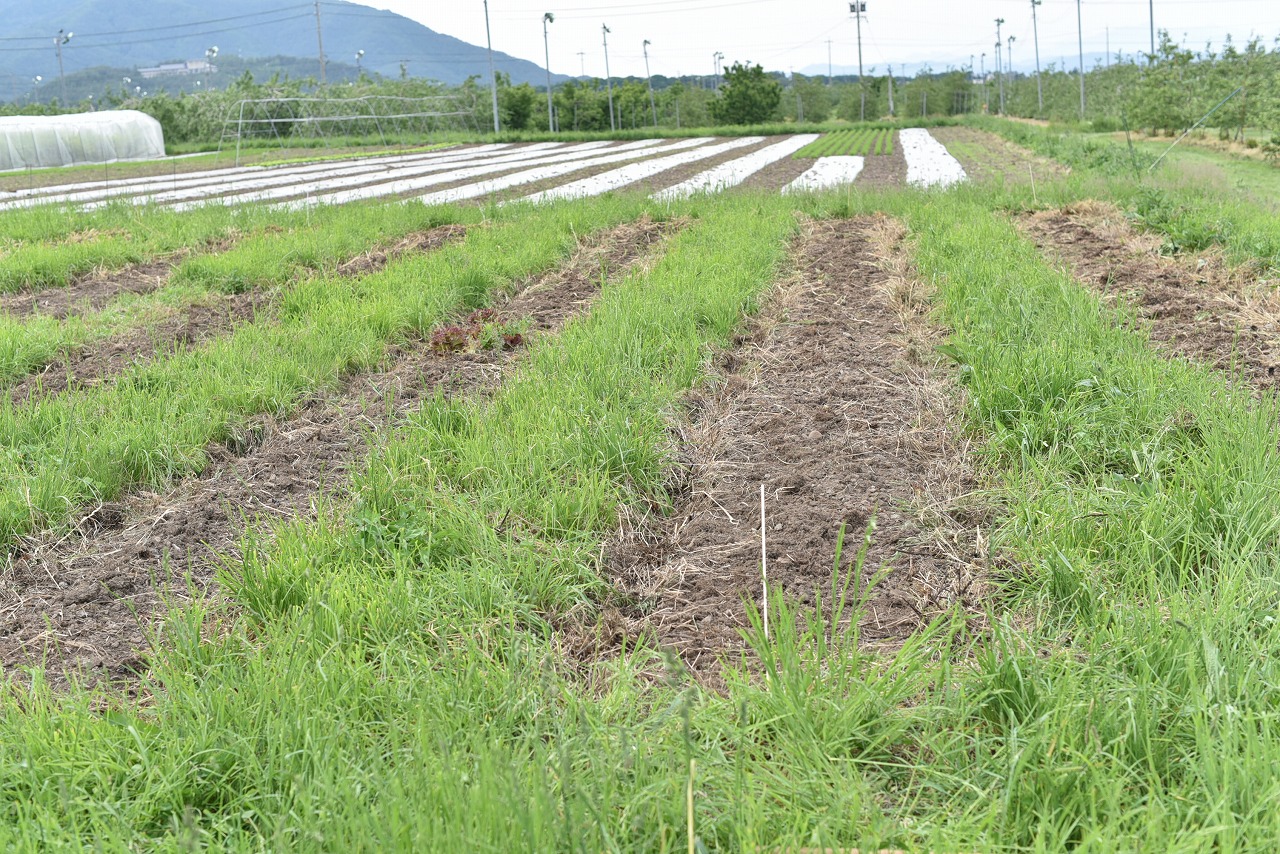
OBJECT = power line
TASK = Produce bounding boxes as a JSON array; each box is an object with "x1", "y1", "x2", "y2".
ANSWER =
[
  {"x1": 0, "y1": 5, "x2": 312, "y2": 43},
  {"x1": 0, "y1": 13, "x2": 316, "y2": 53}
]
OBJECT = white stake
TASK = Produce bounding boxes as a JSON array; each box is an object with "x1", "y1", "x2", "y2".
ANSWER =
[{"x1": 761, "y1": 483, "x2": 769, "y2": 641}]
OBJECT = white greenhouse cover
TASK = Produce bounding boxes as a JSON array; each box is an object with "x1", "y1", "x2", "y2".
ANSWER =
[{"x1": 0, "y1": 110, "x2": 165, "y2": 171}]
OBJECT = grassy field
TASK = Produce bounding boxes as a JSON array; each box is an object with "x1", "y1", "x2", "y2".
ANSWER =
[{"x1": 2, "y1": 119, "x2": 1280, "y2": 850}]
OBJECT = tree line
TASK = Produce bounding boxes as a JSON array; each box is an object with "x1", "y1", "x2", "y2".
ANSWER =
[{"x1": 5, "y1": 29, "x2": 1272, "y2": 150}]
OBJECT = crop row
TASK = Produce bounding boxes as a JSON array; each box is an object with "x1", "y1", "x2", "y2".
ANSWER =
[
  {"x1": 0, "y1": 202, "x2": 487, "y2": 389},
  {"x1": 0, "y1": 196, "x2": 653, "y2": 547},
  {"x1": 795, "y1": 127, "x2": 895, "y2": 159}
]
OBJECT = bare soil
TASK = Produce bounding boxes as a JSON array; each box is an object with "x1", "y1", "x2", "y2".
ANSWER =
[
  {"x1": 599, "y1": 216, "x2": 986, "y2": 677},
  {"x1": 738, "y1": 153, "x2": 815, "y2": 191},
  {"x1": 1018, "y1": 202, "x2": 1280, "y2": 390},
  {"x1": 855, "y1": 132, "x2": 908, "y2": 189},
  {"x1": 0, "y1": 259, "x2": 177, "y2": 320},
  {"x1": 0, "y1": 216, "x2": 679, "y2": 690}
]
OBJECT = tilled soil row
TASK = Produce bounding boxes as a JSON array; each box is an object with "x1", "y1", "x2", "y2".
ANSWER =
[
  {"x1": 0, "y1": 216, "x2": 678, "y2": 690},
  {"x1": 739, "y1": 152, "x2": 815, "y2": 192},
  {"x1": 855, "y1": 132, "x2": 908, "y2": 189},
  {"x1": 601, "y1": 216, "x2": 986, "y2": 677},
  {"x1": 2, "y1": 226, "x2": 468, "y2": 407},
  {"x1": 0, "y1": 259, "x2": 178, "y2": 320},
  {"x1": 1019, "y1": 203, "x2": 1280, "y2": 392}
]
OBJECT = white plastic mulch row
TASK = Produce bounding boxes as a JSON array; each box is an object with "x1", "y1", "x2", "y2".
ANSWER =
[
  {"x1": 81, "y1": 145, "x2": 529, "y2": 212},
  {"x1": 169, "y1": 140, "x2": 665, "y2": 212},
  {"x1": 415, "y1": 138, "x2": 712, "y2": 207},
  {"x1": 98, "y1": 141, "x2": 620, "y2": 212},
  {"x1": 784, "y1": 156, "x2": 866, "y2": 193},
  {"x1": 3, "y1": 143, "x2": 517, "y2": 200},
  {"x1": 269, "y1": 138, "x2": 705, "y2": 211},
  {"x1": 0, "y1": 143, "x2": 525, "y2": 210},
  {"x1": 653, "y1": 134, "x2": 820, "y2": 200},
  {"x1": 521, "y1": 136, "x2": 767, "y2": 204},
  {"x1": 1, "y1": 131, "x2": 972, "y2": 212},
  {"x1": 899, "y1": 128, "x2": 967, "y2": 189}
]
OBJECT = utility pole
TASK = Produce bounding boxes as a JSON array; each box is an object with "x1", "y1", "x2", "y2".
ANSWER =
[
  {"x1": 54, "y1": 29, "x2": 72, "y2": 104},
  {"x1": 577, "y1": 52, "x2": 585, "y2": 76},
  {"x1": 850, "y1": 1, "x2": 866, "y2": 121},
  {"x1": 1149, "y1": 0, "x2": 1156, "y2": 58},
  {"x1": 543, "y1": 13, "x2": 555, "y2": 132},
  {"x1": 1030, "y1": 0, "x2": 1043, "y2": 115},
  {"x1": 313, "y1": 1, "x2": 326, "y2": 84},
  {"x1": 1007, "y1": 35, "x2": 1016, "y2": 108},
  {"x1": 603, "y1": 24, "x2": 615, "y2": 131},
  {"x1": 994, "y1": 18, "x2": 1005, "y2": 115},
  {"x1": 980, "y1": 53, "x2": 987, "y2": 112},
  {"x1": 826, "y1": 40, "x2": 833, "y2": 85},
  {"x1": 484, "y1": 0, "x2": 500, "y2": 132},
  {"x1": 887, "y1": 65, "x2": 894, "y2": 116},
  {"x1": 713, "y1": 51, "x2": 724, "y2": 91},
  {"x1": 643, "y1": 39, "x2": 657, "y2": 128},
  {"x1": 1106, "y1": 28, "x2": 1111, "y2": 69},
  {"x1": 1076, "y1": 0, "x2": 1086, "y2": 119},
  {"x1": 792, "y1": 67, "x2": 803, "y2": 121}
]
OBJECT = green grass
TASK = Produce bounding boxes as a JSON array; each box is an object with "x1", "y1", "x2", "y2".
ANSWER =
[
  {"x1": 0, "y1": 200, "x2": 431, "y2": 295},
  {"x1": 0, "y1": 196, "x2": 650, "y2": 548},
  {"x1": 0, "y1": 201, "x2": 486, "y2": 389},
  {"x1": 970, "y1": 116, "x2": 1280, "y2": 272},
  {"x1": 6, "y1": 121, "x2": 1280, "y2": 849}
]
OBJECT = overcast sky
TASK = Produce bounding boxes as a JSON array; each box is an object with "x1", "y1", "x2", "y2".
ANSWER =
[{"x1": 351, "y1": 0, "x2": 1276, "y2": 79}]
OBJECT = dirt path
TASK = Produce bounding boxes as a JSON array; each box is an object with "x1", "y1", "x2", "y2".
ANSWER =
[
  {"x1": 0, "y1": 217, "x2": 677, "y2": 689},
  {"x1": 603, "y1": 216, "x2": 985, "y2": 676},
  {"x1": 3, "y1": 227, "x2": 468, "y2": 406},
  {"x1": 1018, "y1": 202, "x2": 1280, "y2": 391},
  {"x1": 855, "y1": 132, "x2": 908, "y2": 189}
]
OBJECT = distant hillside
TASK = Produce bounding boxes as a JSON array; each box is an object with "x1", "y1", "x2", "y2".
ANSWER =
[
  {"x1": 17, "y1": 56, "x2": 369, "y2": 107},
  {"x1": 0, "y1": 0, "x2": 562, "y2": 102}
]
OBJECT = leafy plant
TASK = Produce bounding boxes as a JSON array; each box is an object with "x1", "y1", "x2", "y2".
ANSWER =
[{"x1": 709, "y1": 62, "x2": 783, "y2": 126}]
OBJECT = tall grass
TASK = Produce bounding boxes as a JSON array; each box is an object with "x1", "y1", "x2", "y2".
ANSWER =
[
  {"x1": 3, "y1": 148, "x2": 1280, "y2": 849},
  {"x1": 0, "y1": 202, "x2": 486, "y2": 388},
  {"x1": 0, "y1": 196, "x2": 648, "y2": 547}
]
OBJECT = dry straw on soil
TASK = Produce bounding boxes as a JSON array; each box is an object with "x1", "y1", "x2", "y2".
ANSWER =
[{"x1": 598, "y1": 214, "x2": 989, "y2": 684}]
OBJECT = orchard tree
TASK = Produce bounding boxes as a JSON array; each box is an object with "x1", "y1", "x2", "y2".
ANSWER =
[{"x1": 710, "y1": 62, "x2": 782, "y2": 125}]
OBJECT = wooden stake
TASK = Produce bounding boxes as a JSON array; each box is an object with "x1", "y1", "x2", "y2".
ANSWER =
[
  {"x1": 760, "y1": 483, "x2": 769, "y2": 641},
  {"x1": 687, "y1": 758, "x2": 696, "y2": 854}
]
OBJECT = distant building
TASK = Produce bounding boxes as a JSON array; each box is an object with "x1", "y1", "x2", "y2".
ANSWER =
[{"x1": 137, "y1": 60, "x2": 217, "y2": 80}]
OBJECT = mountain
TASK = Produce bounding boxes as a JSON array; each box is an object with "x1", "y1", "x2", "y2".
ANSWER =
[{"x1": 0, "y1": 0, "x2": 561, "y2": 102}]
